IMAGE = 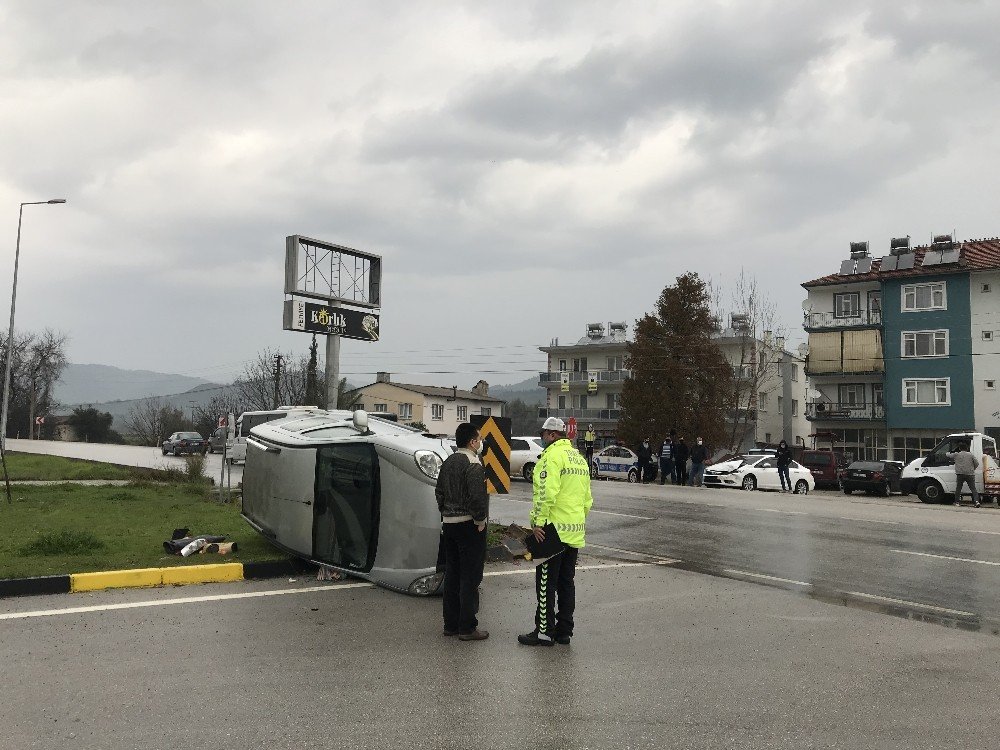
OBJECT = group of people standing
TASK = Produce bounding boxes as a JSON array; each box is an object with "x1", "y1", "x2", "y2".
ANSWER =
[{"x1": 635, "y1": 432, "x2": 710, "y2": 487}]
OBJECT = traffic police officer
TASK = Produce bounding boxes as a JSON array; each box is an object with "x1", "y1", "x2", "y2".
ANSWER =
[{"x1": 519, "y1": 416, "x2": 594, "y2": 646}]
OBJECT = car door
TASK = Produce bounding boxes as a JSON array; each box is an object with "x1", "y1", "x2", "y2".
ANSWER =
[
  {"x1": 618, "y1": 448, "x2": 637, "y2": 479},
  {"x1": 754, "y1": 457, "x2": 781, "y2": 489},
  {"x1": 787, "y1": 460, "x2": 808, "y2": 489}
]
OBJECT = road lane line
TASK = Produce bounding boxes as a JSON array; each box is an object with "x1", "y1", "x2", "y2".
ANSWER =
[
  {"x1": 755, "y1": 508, "x2": 808, "y2": 515},
  {"x1": 585, "y1": 543, "x2": 680, "y2": 563},
  {"x1": 893, "y1": 549, "x2": 1000, "y2": 566},
  {"x1": 961, "y1": 529, "x2": 1000, "y2": 536},
  {"x1": 0, "y1": 582, "x2": 374, "y2": 620},
  {"x1": 838, "y1": 517, "x2": 901, "y2": 525},
  {"x1": 723, "y1": 569, "x2": 812, "y2": 587},
  {"x1": 846, "y1": 591, "x2": 975, "y2": 617},
  {"x1": 496, "y1": 497, "x2": 652, "y2": 520}
]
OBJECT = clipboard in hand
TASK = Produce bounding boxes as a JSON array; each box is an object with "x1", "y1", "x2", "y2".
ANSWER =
[{"x1": 524, "y1": 523, "x2": 563, "y2": 564}]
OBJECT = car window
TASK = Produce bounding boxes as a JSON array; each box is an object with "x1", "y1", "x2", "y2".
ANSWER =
[
  {"x1": 757, "y1": 458, "x2": 776, "y2": 468},
  {"x1": 788, "y1": 461, "x2": 801, "y2": 469},
  {"x1": 848, "y1": 461, "x2": 884, "y2": 471},
  {"x1": 510, "y1": 439, "x2": 529, "y2": 451},
  {"x1": 179, "y1": 432, "x2": 202, "y2": 439}
]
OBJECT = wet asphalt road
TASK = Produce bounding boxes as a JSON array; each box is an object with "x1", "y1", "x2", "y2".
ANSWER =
[{"x1": 496, "y1": 478, "x2": 1000, "y2": 631}]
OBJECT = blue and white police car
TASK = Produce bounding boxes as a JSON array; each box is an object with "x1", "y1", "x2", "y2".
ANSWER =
[{"x1": 590, "y1": 445, "x2": 655, "y2": 483}]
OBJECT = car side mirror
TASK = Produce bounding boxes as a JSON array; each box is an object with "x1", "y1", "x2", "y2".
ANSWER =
[{"x1": 352, "y1": 410, "x2": 370, "y2": 434}]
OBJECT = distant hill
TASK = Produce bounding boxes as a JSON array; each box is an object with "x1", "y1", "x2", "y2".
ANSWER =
[
  {"x1": 53, "y1": 382, "x2": 239, "y2": 431},
  {"x1": 55, "y1": 363, "x2": 218, "y2": 406},
  {"x1": 490, "y1": 375, "x2": 545, "y2": 406}
]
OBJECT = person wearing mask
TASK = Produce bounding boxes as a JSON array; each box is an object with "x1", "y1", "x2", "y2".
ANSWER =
[
  {"x1": 689, "y1": 437, "x2": 708, "y2": 487},
  {"x1": 519, "y1": 417, "x2": 594, "y2": 646},
  {"x1": 775, "y1": 440, "x2": 794, "y2": 493},
  {"x1": 673, "y1": 437, "x2": 690, "y2": 486},
  {"x1": 435, "y1": 422, "x2": 490, "y2": 641},
  {"x1": 947, "y1": 441, "x2": 981, "y2": 508},
  {"x1": 658, "y1": 436, "x2": 674, "y2": 485},
  {"x1": 636, "y1": 436, "x2": 654, "y2": 484},
  {"x1": 584, "y1": 424, "x2": 596, "y2": 468}
]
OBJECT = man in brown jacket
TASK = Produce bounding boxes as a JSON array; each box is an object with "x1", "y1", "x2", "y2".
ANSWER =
[{"x1": 435, "y1": 422, "x2": 490, "y2": 640}]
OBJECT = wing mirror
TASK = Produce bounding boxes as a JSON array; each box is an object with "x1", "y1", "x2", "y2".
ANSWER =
[{"x1": 352, "y1": 409, "x2": 370, "y2": 434}]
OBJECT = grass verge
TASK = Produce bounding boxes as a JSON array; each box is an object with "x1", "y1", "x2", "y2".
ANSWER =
[
  {"x1": 1, "y1": 452, "x2": 137, "y2": 481},
  {"x1": 0, "y1": 483, "x2": 285, "y2": 579}
]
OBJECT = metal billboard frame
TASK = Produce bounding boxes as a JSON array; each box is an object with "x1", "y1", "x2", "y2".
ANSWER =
[{"x1": 284, "y1": 235, "x2": 382, "y2": 309}]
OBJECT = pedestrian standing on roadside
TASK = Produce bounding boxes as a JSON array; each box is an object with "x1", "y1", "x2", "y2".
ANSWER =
[
  {"x1": 584, "y1": 424, "x2": 596, "y2": 468},
  {"x1": 674, "y1": 437, "x2": 690, "y2": 486},
  {"x1": 689, "y1": 437, "x2": 708, "y2": 487},
  {"x1": 947, "y1": 441, "x2": 981, "y2": 508},
  {"x1": 636, "y1": 437, "x2": 654, "y2": 484},
  {"x1": 435, "y1": 423, "x2": 490, "y2": 641},
  {"x1": 775, "y1": 440, "x2": 794, "y2": 492},
  {"x1": 658, "y1": 436, "x2": 674, "y2": 485},
  {"x1": 519, "y1": 417, "x2": 594, "y2": 647}
]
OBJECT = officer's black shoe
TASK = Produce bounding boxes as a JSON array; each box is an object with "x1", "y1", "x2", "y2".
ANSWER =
[
  {"x1": 555, "y1": 634, "x2": 572, "y2": 645},
  {"x1": 518, "y1": 630, "x2": 554, "y2": 646}
]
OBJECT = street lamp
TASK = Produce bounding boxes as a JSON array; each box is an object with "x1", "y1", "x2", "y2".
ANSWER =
[{"x1": 1, "y1": 199, "x2": 67, "y2": 447}]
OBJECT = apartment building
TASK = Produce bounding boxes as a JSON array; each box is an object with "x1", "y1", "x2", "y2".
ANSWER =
[
  {"x1": 351, "y1": 372, "x2": 505, "y2": 437},
  {"x1": 802, "y1": 235, "x2": 1000, "y2": 463}
]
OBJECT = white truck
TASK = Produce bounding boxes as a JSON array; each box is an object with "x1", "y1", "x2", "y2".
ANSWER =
[{"x1": 899, "y1": 432, "x2": 1000, "y2": 503}]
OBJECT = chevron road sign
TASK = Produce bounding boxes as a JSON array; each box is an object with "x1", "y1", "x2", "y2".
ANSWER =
[{"x1": 470, "y1": 415, "x2": 511, "y2": 494}]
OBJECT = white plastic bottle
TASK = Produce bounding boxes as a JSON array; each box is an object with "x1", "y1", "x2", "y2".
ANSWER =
[{"x1": 180, "y1": 538, "x2": 206, "y2": 557}]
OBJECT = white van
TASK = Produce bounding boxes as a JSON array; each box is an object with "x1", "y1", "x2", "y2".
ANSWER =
[
  {"x1": 227, "y1": 406, "x2": 321, "y2": 464},
  {"x1": 899, "y1": 432, "x2": 1000, "y2": 503}
]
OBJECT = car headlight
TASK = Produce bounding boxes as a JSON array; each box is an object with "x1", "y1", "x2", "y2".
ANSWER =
[
  {"x1": 408, "y1": 572, "x2": 444, "y2": 596},
  {"x1": 414, "y1": 450, "x2": 443, "y2": 479}
]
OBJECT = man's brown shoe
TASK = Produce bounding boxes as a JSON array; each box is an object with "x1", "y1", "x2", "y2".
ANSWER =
[{"x1": 458, "y1": 629, "x2": 489, "y2": 641}]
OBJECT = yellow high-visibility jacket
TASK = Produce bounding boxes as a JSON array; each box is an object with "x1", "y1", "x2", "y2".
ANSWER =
[{"x1": 531, "y1": 438, "x2": 594, "y2": 548}]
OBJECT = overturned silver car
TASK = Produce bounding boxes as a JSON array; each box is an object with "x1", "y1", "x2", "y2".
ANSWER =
[{"x1": 241, "y1": 409, "x2": 450, "y2": 595}]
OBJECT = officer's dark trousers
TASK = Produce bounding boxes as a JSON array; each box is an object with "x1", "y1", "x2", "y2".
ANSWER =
[
  {"x1": 442, "y1": 521, "x2": 486, "y2": 634},
  {"x1": 535, "y1": 544, "x2": 579, "y2": 637},
  {"x1": 659, "y1": 458, "x2": 674, "y2": 484}
]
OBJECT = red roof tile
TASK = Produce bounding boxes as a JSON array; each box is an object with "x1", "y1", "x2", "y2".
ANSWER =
[{"x1": 802, "y1": 238, "x2": 1000, "y2": 288}]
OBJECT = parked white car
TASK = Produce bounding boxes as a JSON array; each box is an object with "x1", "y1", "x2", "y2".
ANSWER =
[
  {"x1": 510, "y1": 436, "x2": 545, "y2": 481},
  {"x1": 703, "y1": 454, "x2": 814, "y2": 494}
]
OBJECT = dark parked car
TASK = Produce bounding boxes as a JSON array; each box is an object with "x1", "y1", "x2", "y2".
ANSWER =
[
  {"x1": 799, "y1": 450, "x2": 848, "y2": 488},
  {"x1": 162, "y1": 431, "x2": 208, "y2": 456},
  {"x1": 840, "y1": 460, "x2": 904, "y2": 496},
  {"x1": 207, "y1": 426, "x2": 228, "y2": 454}
]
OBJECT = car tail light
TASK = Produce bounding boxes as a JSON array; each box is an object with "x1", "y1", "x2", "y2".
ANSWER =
[{"x1": 873, "y1": 472, "x2": 883, "y2": 481}]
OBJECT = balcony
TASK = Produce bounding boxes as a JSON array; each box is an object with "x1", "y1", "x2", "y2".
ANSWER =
[
  {"x1": 805, "y1": 402, "x2": 885, "y2": 421},
  {"x1": 537, "y1": 408, "x2": 621, "y2": 421},
  {"x1": 803, "y1": 309, "x2": 882, "y2": 331},
  {"x1": 539, "y1": 369, "x2": 631, "y2": 386}
]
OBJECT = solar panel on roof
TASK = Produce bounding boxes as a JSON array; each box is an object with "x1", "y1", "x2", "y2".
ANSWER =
[
  {"x1": 922, "y1": 250, "x2": 943, "y2": 266},
  {"x1": 940, "y1": 249, "x2": 961, "y2": 264},
  {"x1": 855, "y1": 258, "x2": 872, "y2": 274},
  {"x1": 839, "y1": 259, "x2": 855, "y2": 275},
  {"x1": 896, "y1": 253, "x2": 915, "y2": 270},
  {"x1": 879, "y1": 255, "x2": 898, "y2": 271}
]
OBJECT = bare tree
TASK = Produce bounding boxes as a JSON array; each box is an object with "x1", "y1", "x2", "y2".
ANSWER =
[
  {"x1": 234, "y1": 348, "x2": 314, "y2": 411},
  {"x1": 192, "y1": 394, "x2": 246, "y2": 438},
  {"x1": 124, "y1": 398, "x2": 187, "y2": 446},
  {"x1": 720, "y1": 271, "x2": 785, "y2": 453},
  {"x1": 0, "y1": 328, "x2": 69, "y2": 439}
]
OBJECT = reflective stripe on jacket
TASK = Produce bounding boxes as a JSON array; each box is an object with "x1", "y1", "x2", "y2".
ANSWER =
[{"x1": 531, "y1": 438, "x2": 594, "y2": 548}]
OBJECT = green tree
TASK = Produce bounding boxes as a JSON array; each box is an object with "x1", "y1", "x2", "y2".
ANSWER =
[
  {"x1": 305, "y1": 335, "x2": 320, "y2": 406},
  {"x1": 619, "y1": 273, "x2": 732, "y2": 450},
  {"x1": 504, "y1": 398, "x2": 541, "y2": 436},
  {"x1": 68, "y1": 406, "x2": 114, "y2": 443}
]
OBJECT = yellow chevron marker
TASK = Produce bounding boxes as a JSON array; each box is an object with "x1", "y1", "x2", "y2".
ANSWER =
[{"x1": 470, "y1": 415, "x2": 511, "y2": 494}]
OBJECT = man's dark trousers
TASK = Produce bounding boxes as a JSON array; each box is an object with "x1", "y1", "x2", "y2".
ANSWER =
[
  {"x1": 442, "y1": 521, "x2": 486, "y2": 634},
  {"x1": 659, "y1": 457, "x2": 674, "y2": 484},
  {"x1": 535, "y1": 544, "x2": 579, "y2": 638}
]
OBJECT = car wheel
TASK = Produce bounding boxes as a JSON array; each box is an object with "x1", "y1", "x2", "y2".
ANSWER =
[
  {"x1": 880, "y1": 481, "x2": 891, "y2": 497},
  {"x1": 916, "y1": 479, "x2": 943, "y2": 504},
  {"x1": 173, "y1": 447, "x2": 181, "y2": 456},
  {"x1": 843, "y1": 487, "x2": 852, "y2": 495},
  {"x1": 794, "y1": 480, "x2": 809, "y2": 495},
  {"x1": 742, "y1": 475, "x2": 757, "y2": 491},
  {"x1": 627, "y1": 469, "x2": 639, "y2": 483},
  {"x1": 161, "y1": 447, "x2": 168, "y2": 455},
  {"x1": 522, "y1": 463, "x2": 535, "y2": 481}
]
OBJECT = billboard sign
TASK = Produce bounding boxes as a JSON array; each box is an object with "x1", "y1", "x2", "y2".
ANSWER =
[{"x1": 283, "y1": 299, "x2": 380, "y2": 342}]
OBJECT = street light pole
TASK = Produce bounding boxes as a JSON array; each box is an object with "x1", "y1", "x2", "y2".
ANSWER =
[{"x1": 1, "y1": 199, "x2": 67, "y2": 448}]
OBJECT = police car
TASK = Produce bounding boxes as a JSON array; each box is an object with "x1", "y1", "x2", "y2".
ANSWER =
[{"x1": 590, "y1": 445, "x2": 656, "y2": 483}]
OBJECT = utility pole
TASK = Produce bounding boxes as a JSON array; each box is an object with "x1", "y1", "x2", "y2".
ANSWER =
[
  {"x1": 326, "y1": 335, "x2": 340, "y2": 410},
  {"x1": 273, "y1": 354, "x2": 283, "y2": 409}
]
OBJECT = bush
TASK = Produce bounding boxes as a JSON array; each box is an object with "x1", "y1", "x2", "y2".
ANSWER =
[
  {"x1": 183, "y1": 453, "x2": 207, "y2": 483},
  {"x1": 20, "y1": 530, "x2": 106, "y2": 556}
]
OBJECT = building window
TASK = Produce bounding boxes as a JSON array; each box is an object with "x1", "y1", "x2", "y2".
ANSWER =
[
  {"x1": 792, "y1": 399, "x2": 799, "y2": 417},
  {"x1": 834, "y1": 293, "x2": 860, "y2": 318},
  {"x1": 765, "y1": 433, "x2": 772, "y2": 443},
  {"x1": 872, "y1": 384, "x2": 884, "y2": 406},
  {"x1": 374, "y1": 403, "x2": 388, "y2": 412},
  {"x1": 986, "y1": 380, "x2": 997, "y2": 390},
  {"x1": 607, "y1": 355, "x2": 624, "y2": 370},
  {"x1": 579, "y1": 396, "x2": 587, "y2": 410},
  {"x1": 869, "y1": 291, "x2": 882, "y2": 314},
  {"x1": 777, "y1": 397, "x2": 783, "y2": 415},
  {"x1": 758, "y1": 392, "x2": 768, "y2": 411},
  {"x1": 984, "y1": 330, "x2": 995, "y2": 342},
  {"x1": 558, "y1": 359, "x2": 567, "y2": 371},
  {"x1": 789, "y1": 363, "x2": 798, "y2": 381},
  {"x1": 573, "y1": 357, "x2": 587, "y2": 372},
  {"x1": 399, "y1": 403, "x2": 412, "y2": 420},
  {"x1": 606, "y1": 393, "x2": 620, "y2": 409},
  {"x1": 480, "y1": 407, "x2": 491, "y2": 417},
  {"x1": 902, "y1": 282, "x2": 946, "y2": 311},
  {"x1": 456, "y1": 406, "x2": 467, "y2": 420},
  {"x1": 902, "y1": 330, "x2": 948, "y2": 358},
  {"x1": 983, "y1": 283, "x2": 992, "y2": 293},
  {"x1": 903, "y1": 378, "x2": 950, "y2": 406},
  {"x1": 432, "y1": 404, "x2": 445, "y2": 420},
  {"x1": 557, "y1": 396, "x2": 566, "y2": 409},
  {"x1": 837, "y1": 383, "x2": 865, "y2": 406}
]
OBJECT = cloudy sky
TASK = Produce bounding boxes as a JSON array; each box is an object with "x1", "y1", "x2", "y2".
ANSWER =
[{"x1": 2, "y1": 1, "x2": 999, "y2": 392}]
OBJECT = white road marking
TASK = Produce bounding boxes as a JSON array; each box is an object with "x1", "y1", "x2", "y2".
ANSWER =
[
  {"x1": 846, "y1": 591, "x2": 975, "y2": 617},
  {"x1": 838, "y1": 517, "x2": 901, "y2": 525},
  {"x1": 0, "y1": 563, "x2": 659, "y2": 621},
  {"x1": 893, "y1": 549, "x2": 1000, "y2": 567},
  {"x1": 723, "y1": 569, "x2": 812, "y2": 587},
  {"x1": 497, "y1": 496, "x2": 652, "y2": 520},
  {"x1": 0, "y1": 582, "x2": 373, "y2": 621},
  {"x1": 961, "y1": 529, "x2": 1000, "y2": 536},
  {"x1": 585, "y1": 543, "x2": 680, "y2": 563},
  {"x1": 755, "y1": 508, "x2": 808, "y2": 515}
]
